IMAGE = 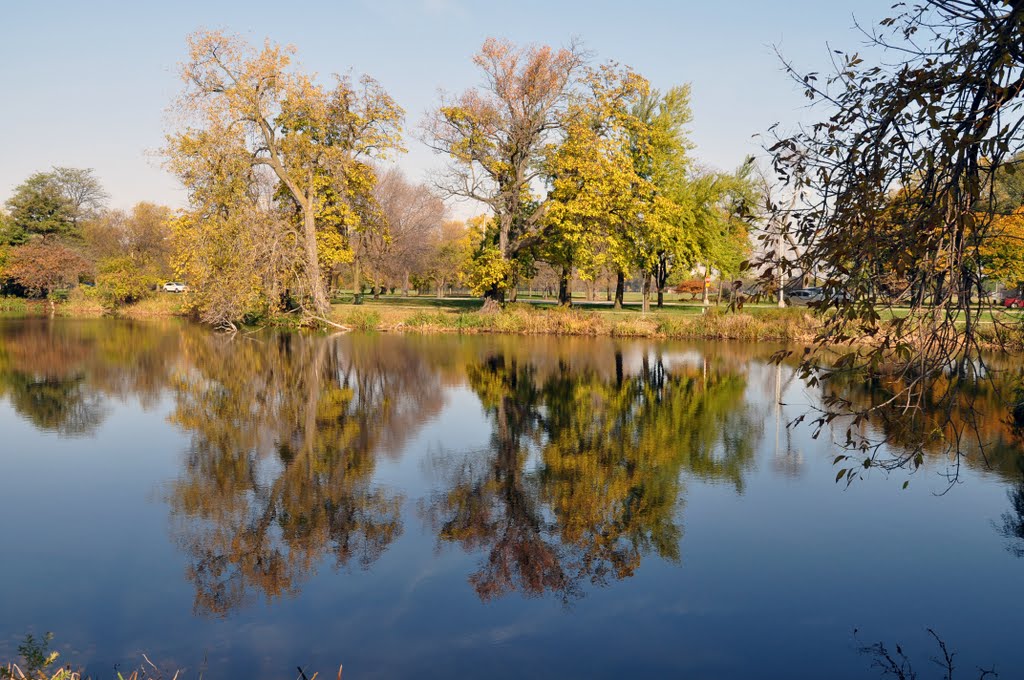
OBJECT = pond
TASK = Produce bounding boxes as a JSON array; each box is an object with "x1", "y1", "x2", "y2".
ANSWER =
[{"x1": 1, "y1": 318, "x2": 1022, "y2": 678}]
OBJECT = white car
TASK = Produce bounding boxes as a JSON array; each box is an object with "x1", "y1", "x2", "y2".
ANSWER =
[
  {"x1": 163, "y1": 282, "x2": 187, "y2": 293},
  {"x1": 785, "y1": 288, "x2": 823, "y2": 305}
]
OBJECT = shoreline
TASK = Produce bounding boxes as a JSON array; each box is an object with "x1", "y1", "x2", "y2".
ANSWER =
[{"x1": 4, "y1": 296, "x2": 1023, "y2": 350}]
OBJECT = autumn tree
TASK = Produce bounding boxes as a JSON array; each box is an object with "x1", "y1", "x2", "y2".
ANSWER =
[
  {"x1": 82, "y1": 202, "x2": 175, "y2": 307},
  {"x1": 167, "y1": 30, "x2": 403, "y2": 323},
  {"x1": 542, "y1": 63, "x2": 651, "y2": 306},
  {"x1": 423, "y1": 219, "x2": 471, "y2": 298},
  {"x1": 627, "y1": 86, "x2": 699, "y2": 310},
  {"x1": 764, "y1": 0, "x2": 1024, "y2": 479},
  {"x1": 362, "y1": 166, "x2": 446, "y2": 296},
  {"x1": 425, "y1": 38, "x2": 586, "y2": 305},
  {"x1": 2, "y1": 241, "x2": 90, "y2": 304}
]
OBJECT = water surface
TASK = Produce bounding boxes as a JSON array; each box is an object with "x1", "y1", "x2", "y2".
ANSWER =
[{"x1": 1, "y1": 318, "x2": 1022, "y2": 678}]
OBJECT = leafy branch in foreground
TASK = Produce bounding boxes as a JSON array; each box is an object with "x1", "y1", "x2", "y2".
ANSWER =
[{"x1": 762, "y1": 1, "x2": 1024, "y2": 482}]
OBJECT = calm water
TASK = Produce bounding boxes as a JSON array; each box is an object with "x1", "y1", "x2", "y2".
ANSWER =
[{"x1": 1, "y1": 318, "x2": 1023, "y2": 678}]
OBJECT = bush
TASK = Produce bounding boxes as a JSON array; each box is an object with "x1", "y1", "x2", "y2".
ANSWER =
[
  {"x1": 342, "y1": 309, "x2": 381, "y2": 332},
  {"x1": 95, "y1": 257, "x2": 158, "y2": 309}
]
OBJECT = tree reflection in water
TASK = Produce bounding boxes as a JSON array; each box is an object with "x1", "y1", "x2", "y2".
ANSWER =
[
  {"x1": 166, "y1": 333, "x2": 446, "y2": 616},
  {"x1": 9, "y1": 320, "x2": 1024, "y2": 616},
  {"x1": 0, "y1": 319, "x2": 180, "y2": 436},
  {"x1": 423, "y1": 347, "x2": 761, "y2": 603}
]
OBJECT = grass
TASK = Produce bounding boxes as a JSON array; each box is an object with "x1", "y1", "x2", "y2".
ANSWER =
[{"x1": 330, "y1": 297, "x2": 819, "y2": 342}]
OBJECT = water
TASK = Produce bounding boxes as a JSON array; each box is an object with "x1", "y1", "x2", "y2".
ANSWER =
[{"x1": 1, "y1": 317, "x2": 1022, "y2": 678}]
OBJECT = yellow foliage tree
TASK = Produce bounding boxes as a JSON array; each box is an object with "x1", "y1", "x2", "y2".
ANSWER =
[{"x1": 166, "y1": 30, "x2": 404, "y2": 323}]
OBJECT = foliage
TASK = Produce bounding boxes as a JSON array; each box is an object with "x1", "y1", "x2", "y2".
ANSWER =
[
  {"x1": 2, "y1": 242, "x2": 90, "y2": 298},
  {"x1": 170, "y1": 209, "x2": 268, "y2": 330},
  {"x1": 167, "y1": 29, "x2": 404, "y2": 324},
  {"x1": 425, "y1": 37, "x2": 586, "y2": 301},
  {"x1": 4, "y1": 174, "x2": 77, "y2": 240},
  {"x1": 4, "y1": 168, "x2": 107, "y2": 241},
  {"x1": 1, "y1": 632, "x2": 62, "y2": 680},
  {"x1": 542, "y1": 63, "x2": 652, "y2": 304},
  {"x1": 763, "y1": 0, "x2": 1024, "y2": 478},
  {"x1": 95, "y1": 256, "x2": 158, "y2": 309},
  {"x1": 0, "y1": 210, "x2": 27, "y2": 246},
  {"x1": 423, "y1": 220, "x2": 472, "y2": 296}
]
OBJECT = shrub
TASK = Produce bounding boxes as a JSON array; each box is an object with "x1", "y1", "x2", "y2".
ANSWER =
[
  {"x1": 342, "y1": 309, "x2": 381, "y2": 332},
  {"x1": 95, "y1": 257, "x2": 158, "y2": 309}
]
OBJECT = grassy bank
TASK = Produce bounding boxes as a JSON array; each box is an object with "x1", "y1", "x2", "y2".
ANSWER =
[
  {"x1": 0, "y1": 291, "x2": 185, "y2": 320},
  {"x1": 330, "y1": 299, "x2": 821, "y2": 342}
]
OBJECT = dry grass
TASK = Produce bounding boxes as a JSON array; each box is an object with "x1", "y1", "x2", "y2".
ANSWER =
[
  {"x1": 330, "y1": 301, "x2": 819, "y2": 342},
  {"x1": 118, "y1": 294, "x2": 185, "y2": 318}
]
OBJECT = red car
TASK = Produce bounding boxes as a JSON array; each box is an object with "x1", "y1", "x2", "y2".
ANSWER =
[{"x1": 1004, "y1": 296, "x2": 1024, "y2": 309}]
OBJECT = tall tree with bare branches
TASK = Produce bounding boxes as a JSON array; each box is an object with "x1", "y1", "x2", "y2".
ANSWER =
[{"x1": 424, "y1": 38, "x2": 586, "y2": 304}]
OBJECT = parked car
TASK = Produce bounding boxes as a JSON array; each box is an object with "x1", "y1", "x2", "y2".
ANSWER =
[
  {"x1": 785, "y1": 288, "x2": 823, "y2": 305},
  {"x1": 163, "y1": 282, "x2": 187, "y2": 293},
  {"x1": 1004, "y1": 296, "x2": 1024, "y2": 309}
]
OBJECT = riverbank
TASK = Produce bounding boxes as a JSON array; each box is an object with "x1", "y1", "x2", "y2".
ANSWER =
[
  {"x1": 5, "y1": 293, "x2": 1024, "y2": 349},
  {"x1": 331, "y1": 300, "x2": 821, "y2": 342}
]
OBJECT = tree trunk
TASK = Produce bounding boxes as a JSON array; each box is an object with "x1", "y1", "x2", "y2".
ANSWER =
[
  {"x1": 642, "y1": 275, "x2": 651, "y2": 314},
  {"x1": 302, "y1": 208, "x2": 330, "y2": 316},
  {"x1": 402, "y1": 270, "x2": 410, "y2": 297},
  {"x1": 657, "y1": 287, "x2": 664, "y2": 308},
  {"x1": 436, "y1": 278, "x2": 444, "y2": 299},
  {"x1": 484, "y1": 285, "x2": 504, "y2": 305},
  {"x1": 717, "y1": 278, "x2": 724, "y2": 305},
  {"x1": 614, "y1": 271, "x2": 625, "y2": 309},
  {"x1": 353, "y1": 258, "x2": 361, "y2": 302},
  {"x1": 558, "y1": 266, "x2": 571, "y2": 306},
  {"x1": 702, "y1": 265, "x2": 711, "y2": 306}
]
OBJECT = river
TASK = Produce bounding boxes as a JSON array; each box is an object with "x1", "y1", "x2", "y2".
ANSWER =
[{"x1": 0, "y1": 318, "x2": 1021, "y2": 678}]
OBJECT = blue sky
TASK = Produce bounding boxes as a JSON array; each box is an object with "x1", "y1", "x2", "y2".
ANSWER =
[{"x1": 0, "y1": 0, "x2": 894, "y2": 212}]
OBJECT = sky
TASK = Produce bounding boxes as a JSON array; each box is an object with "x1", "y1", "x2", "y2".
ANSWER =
[{"x1": 0, "y1": 0, "x2": 895, "y2": 214}]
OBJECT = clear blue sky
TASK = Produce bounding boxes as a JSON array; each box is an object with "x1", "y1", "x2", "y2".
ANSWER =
[{"x1": 0, "y1": 0, "x2": 894, "y2": 212}]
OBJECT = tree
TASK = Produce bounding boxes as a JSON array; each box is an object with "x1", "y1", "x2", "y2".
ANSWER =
[
  {"x1": 363, "y1": 167, "x2": 446, "y2": 296},
  {"x1": 542, "y1": 63, "x2": 651, "y2": 306},
  {"x1": 425, "y1": 38, "x2": 586, "y2": 304},
  {"x1": 5, "y1": 172, "x2": 77, "y2": 240},
  {"x1": 4, "y1": 168, "x2": 107, "y2": 241},
  {"x1": 85, "y1": 202, "x2": 172, "y2": 269},
  {"x1": 688, "y1": 161, "x2": 760, "y2": 305},
  {"x1": 2, "y1": 241, "x2": 90, "y2": 302},
  {"x1": 168, "y1": 30, "x2": 403, "y2": 322},
  {"x1": 50, "y1": 167, "x2": 109, "y2": 228},
  {"x1": 0, "y1": 209, "x2": 26, "y2": 246},
  {"x1": 764, "y1": 0, "x2": 1024, "y2": 479},
  {"x1": 424, "y1": 219, "x2": 471, "y2": 298},
  {"x1": 628, "y1": 86, "x2": 699, "y2": 310},
  {"x1": 981, "y1": 209, "x2": 1024, "y2": 290},
  {"x1": 85, "y1": 202, "x2": 175, "y2": 308}
]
